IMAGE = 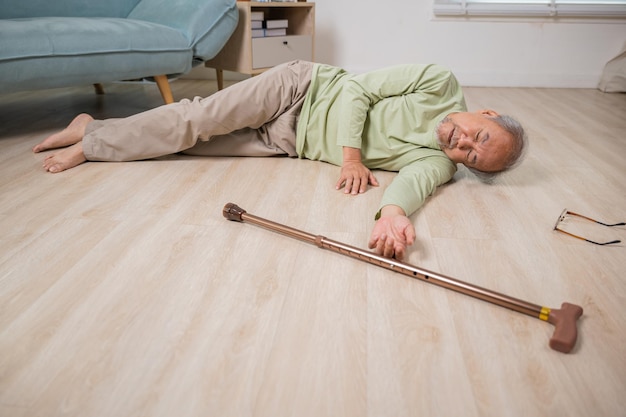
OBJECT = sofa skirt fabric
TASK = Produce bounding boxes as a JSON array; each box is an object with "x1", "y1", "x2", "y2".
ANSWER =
[{"x1": 0, "y1": 52, "x2": 192, "y2": 93}]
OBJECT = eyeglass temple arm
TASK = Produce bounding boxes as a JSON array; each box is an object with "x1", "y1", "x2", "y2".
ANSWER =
[
  {"x1": 567, "y1": 211, "x2": 626, "y2": 227},
  {"x1": 554, "y1": 227, "x2": 621, "y2": 246}
]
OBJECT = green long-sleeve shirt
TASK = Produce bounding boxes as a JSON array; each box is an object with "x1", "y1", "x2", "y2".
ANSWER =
[{"x1": 296, "y1": 63, "x2": 467, "y2": 217}]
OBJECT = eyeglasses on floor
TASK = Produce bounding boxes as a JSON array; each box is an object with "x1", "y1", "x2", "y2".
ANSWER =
[{"x1": 553, "y1": 209, "x2": 624, "y2": 246}]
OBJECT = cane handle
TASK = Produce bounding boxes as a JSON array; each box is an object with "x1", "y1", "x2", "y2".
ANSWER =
[{"x1": 547, "y1": 303, "x2": 584, "y2": 353}]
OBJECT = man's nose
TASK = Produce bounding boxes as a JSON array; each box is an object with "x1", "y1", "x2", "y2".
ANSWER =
[{"x1": 457, "y1": 135, "x2": 473, "y2": 150}]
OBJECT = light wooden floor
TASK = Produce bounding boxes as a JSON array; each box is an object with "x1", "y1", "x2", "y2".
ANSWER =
[{"x1": 1, "y1": 79, "x2": 625, "y2": 417}]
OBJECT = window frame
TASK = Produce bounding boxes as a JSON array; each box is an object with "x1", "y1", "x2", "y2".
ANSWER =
[{"x1": 432, "y1": 1, "x2": 626, "y2": 18}]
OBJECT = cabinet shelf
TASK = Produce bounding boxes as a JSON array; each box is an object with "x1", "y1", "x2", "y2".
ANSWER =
[{"x1": 205, "y1": 1, "x2": 315, "y2": 89}]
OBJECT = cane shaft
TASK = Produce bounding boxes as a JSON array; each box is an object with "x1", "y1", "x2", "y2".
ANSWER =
[
  {"x1": 244, "y1": 211, "x2": 319, "y2": 245},
  {"x1": 315, "y1": 236, "x2": 544, "y2": 318},
  {"x1": 227, "y1": 203, "x2": 543, "y2": 318}
]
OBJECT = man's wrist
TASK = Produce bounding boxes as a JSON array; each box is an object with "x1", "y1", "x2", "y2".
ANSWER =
[
  {"x1": 342, "y1": 146, "x2": 362, "y2": 163},
  {"x1": 375, "y1": 205, "x2": 406, "y2": 220}
]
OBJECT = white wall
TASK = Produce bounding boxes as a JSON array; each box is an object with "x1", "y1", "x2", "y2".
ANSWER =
[
  {"x1": 189, "y1": 0, "x2": 626, "y2": 88},
  {"x1": 313, "y1": 0, "x2": 626, "y2": 87}
]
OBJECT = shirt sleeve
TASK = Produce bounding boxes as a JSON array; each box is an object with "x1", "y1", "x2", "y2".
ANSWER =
[
  {"x1": 336, "y1": 64, "x2": 458, "y2": 149},
  {"x1": 376, "y1": 154, "x2": 457, "y2": 219}
]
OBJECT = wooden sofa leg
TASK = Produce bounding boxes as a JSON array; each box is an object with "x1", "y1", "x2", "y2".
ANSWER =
[
  {"x1": 154, "y1": 75, "x2": 174, "y2": 104},
  {"x1": 216, "y1": 69, "x2": 224, "y2": 91},
  {"x1": 93, "y1": 83, "x2": 105, "y2": 95}
]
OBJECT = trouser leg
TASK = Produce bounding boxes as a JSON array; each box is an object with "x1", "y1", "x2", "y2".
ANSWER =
[
  {"x1": 181, "y1": 94, "x2": 304, "y2": 157},
  {"x1": 82, "y1": 60, "x2": 314, "y2": 162}
]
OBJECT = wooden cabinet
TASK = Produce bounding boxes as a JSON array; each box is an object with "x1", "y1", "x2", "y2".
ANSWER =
[{"x1": 204, "y1": 1, "x2": 315, "y2": 89}]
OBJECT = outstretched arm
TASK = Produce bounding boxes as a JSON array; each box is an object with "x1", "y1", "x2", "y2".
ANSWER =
[
  {"x1": 368, "y1": 205, "x2": 416, "y2": 261},
  {"x1": 336, "y1": 146, "x2": 379, "y2": 194}
]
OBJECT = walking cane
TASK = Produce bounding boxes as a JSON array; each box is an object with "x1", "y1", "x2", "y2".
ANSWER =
[{"x1": 223, "y1": 203, "x2": 583, "y2": 353}]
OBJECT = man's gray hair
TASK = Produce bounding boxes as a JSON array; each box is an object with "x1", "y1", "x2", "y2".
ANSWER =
[{"x1": 469, "y1": 114, "x2": 528, "y2": 183}]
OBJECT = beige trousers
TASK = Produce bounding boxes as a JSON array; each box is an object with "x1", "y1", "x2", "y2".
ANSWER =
[{"x1": 82, "y1": 60, "x2": 314, "y2": 162}]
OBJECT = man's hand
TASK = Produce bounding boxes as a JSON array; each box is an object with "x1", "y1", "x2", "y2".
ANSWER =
[
  {"x1": 368, "y1": 205, "x2": 416, "y2": 261},
  {"x1": 336, "y1": 146, "x2": 379, "y2": 194}
]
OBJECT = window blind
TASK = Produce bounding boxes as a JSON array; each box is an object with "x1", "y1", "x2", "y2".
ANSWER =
[{"x1": 433, "y1": 1, "x2": 626, "y2": 17}]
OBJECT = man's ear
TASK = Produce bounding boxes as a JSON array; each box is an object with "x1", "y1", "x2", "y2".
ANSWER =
[{"x1": 477, "y1": 109, "x2": 499, "y2": 117}]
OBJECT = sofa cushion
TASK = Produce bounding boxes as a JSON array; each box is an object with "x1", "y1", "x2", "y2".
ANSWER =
[
  {"x1": 0, "y1": 0, "x2": 142, "y2": 19},
  {"x1": 0, "y1": 17, "x2": 190, "y2": 61},
  {"x1": 0, "y1": 17, "x2": 193, "y2": 93},
  {"x1": 0, "y1": 0, "x2": 238, "y2": 96},
  {"x1": 128, "y1": 0, "x2": 238, "y2": 60}
]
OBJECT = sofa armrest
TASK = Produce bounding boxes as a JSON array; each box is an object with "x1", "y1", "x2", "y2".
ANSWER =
[{"x1": 128, "y1": 0, "x2": 238, "y2": 61}]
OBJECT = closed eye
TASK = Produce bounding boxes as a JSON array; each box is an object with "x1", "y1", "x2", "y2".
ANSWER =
[
  {"x1": 468, "y1": 130, "x2": 487, "y2": 166},
  {"x1": 471, "y1": 152, "x2": 477, "y2": 165},
  {"x1": 466, "y1": 150, "x2": 477, "y2": 166}
]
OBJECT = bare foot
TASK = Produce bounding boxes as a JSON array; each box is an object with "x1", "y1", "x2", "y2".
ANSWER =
[
  {"x1": 43, "y1": 142, "x2": 87, "y2": 173},
  {"x1": 33, "y1": 113, "x2": 94, "y2": 153}
]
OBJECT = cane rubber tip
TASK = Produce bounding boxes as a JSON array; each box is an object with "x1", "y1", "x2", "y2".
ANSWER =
[
  {"x1": 223, "y1": 203, "x2": 246, "y2": 222},
  {"x1": 547, "y1": 302, "x2": 584, "y2": 353}
]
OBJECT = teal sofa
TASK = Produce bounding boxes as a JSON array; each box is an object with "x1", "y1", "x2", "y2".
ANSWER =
[{"x1": 0, "y1": 0, "x2": 238, "y2": 103}]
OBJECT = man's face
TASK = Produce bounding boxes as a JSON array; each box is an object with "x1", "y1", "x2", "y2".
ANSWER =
[{"x1": 436, "y1": 110, "x2": 514, "y2": 173}]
